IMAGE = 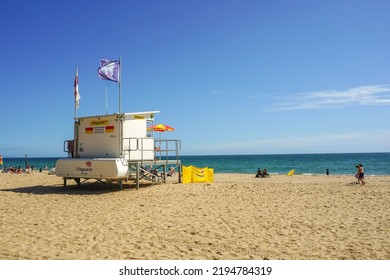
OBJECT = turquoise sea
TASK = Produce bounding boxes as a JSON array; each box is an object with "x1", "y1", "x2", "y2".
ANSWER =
[{"x1": 2, "y1": 153, "x2": 389, "y2": 175}]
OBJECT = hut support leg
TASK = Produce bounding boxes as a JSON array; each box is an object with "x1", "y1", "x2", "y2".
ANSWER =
[{"x1": 136, "y1": 162, "x2": 140, "y2": 190}]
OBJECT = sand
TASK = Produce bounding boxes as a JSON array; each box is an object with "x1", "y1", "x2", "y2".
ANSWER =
[{"x1": 0, "y1": 172, "x2": 389, "y2": 260}]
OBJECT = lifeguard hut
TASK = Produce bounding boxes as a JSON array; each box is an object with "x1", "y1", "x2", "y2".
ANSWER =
[{"x1": 55, "y1": 111, "x2": 182, "y2": 189}]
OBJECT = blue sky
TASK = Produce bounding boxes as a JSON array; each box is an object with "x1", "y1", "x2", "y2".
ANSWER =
[{"x1": 1, "y1": 0, "x2": 390, "y2": 157}]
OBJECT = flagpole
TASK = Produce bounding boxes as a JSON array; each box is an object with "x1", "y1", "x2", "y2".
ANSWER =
[
  {"x1": 118, "y1": 57, "x2": 122, "y2": 157},
  {"x1": 74, "y1": 65, "x2": 79, "y2": 119},
  {"x1": 119, "y1": 57, "x2": 122, "y2": 114}
]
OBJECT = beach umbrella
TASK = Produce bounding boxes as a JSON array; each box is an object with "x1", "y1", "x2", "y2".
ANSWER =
[
  {"x1": 147, "y1": 124, "x2": 175, "y2": 142},
  {"x1": 147, "y1": 124, "x2": 174, "y2": 133},
  {"x1": 147, "y1": 124, "x2": 174, "y2": 158}
]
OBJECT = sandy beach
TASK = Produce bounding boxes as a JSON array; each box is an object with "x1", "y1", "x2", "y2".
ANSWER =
[{"x1": 0, "y1": 172, "x2": 389, "y2": 260}]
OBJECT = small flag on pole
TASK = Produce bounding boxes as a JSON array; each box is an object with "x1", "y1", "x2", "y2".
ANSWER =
[
  {"x1": 97, "y1": 59, "x2": 120, "y2": 82},
  {"x1": 74, "y1": 67, "x2": 81, "y2": 109},
  {"x1": 0, "y1": 155, "x2": 3, "y2": 165}
]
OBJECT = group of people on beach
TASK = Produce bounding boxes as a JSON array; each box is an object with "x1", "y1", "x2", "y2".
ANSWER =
[
  {"x1": 254, "y1": 164, "x2": 366, "y2": 185},
  {"x1": 142, "y1": 166, "x2": 176, "y2": 178},
  {"x1": 1, "y1": 166, "x2": 32, "y2": 174},
  {"x1": 255, "y1": 168, "x2": 270, "y2": 178},
  {"x1": 1, "y1": 165, "x2": 48, "y2": 174}
]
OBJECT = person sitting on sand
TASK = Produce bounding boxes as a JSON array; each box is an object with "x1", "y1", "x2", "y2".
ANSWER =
[
  {"x1": 152, "y1": 168, "x2": 160, "y2": 177},
  {"x1": 255, "y1": 168, "x2": 263, "y2": 178},
  {"x1": 167, "y1": 167, "x2": 175, "y2": 177},
  {"x1": 263, "y1": 168, "x2": 270, "y2": 177},
  {"x1": 358, "y1": 164, "x2": 365, "y2": 185}
]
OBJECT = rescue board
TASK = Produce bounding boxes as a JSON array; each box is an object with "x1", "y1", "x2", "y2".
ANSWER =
[{"x1": 287, "y1": 169, "x2": 295, "y2": 176}]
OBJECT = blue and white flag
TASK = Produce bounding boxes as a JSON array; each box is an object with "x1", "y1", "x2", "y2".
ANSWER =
[{"x1": 97, "y1": 58, "x2": 120, "y2": 82}]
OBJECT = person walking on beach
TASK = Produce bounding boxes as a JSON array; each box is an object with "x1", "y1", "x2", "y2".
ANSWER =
[
  {"x1": 355, "y1": 165, "x2": 360, "y2": 184},
  {"x1": 357, "y1": 164, "x2": 365, "y2": 185}
]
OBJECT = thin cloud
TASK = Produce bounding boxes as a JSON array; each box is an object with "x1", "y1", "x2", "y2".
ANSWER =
[
  {"x1": 187, "y1": 130, "x2": 390, "y2": 155},
  {"x1": 210, "y1": 90, "x2": 277, "y2": 99},
  {"x1": 266, "y1": 84, "x2": 390, "y2": 111}
]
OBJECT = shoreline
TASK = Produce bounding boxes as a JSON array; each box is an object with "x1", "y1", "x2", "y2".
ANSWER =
[
  {"x1": 2, "y1": 152, "x2": 390, "y2": 176},
  {"x1": 1, "y1": 172, "x2": 389, "y2": 260},
  {"x1": 2, "y1": 170, "x2": 389, "y2": 177}
]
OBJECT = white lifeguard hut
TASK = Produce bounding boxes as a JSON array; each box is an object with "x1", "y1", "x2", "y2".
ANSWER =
[{"x1": 55, "y1": 111, "x2": 182, "y2": 189}]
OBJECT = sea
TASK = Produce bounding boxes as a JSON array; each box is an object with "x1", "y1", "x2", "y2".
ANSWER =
[{"x1": 1, "y1": 153, "x2": 390, "y2": 176}]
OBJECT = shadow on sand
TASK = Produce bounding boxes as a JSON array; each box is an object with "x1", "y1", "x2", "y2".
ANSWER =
[{"x1": 1, "y1": 180, "x2": 156, "y2": 195}]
